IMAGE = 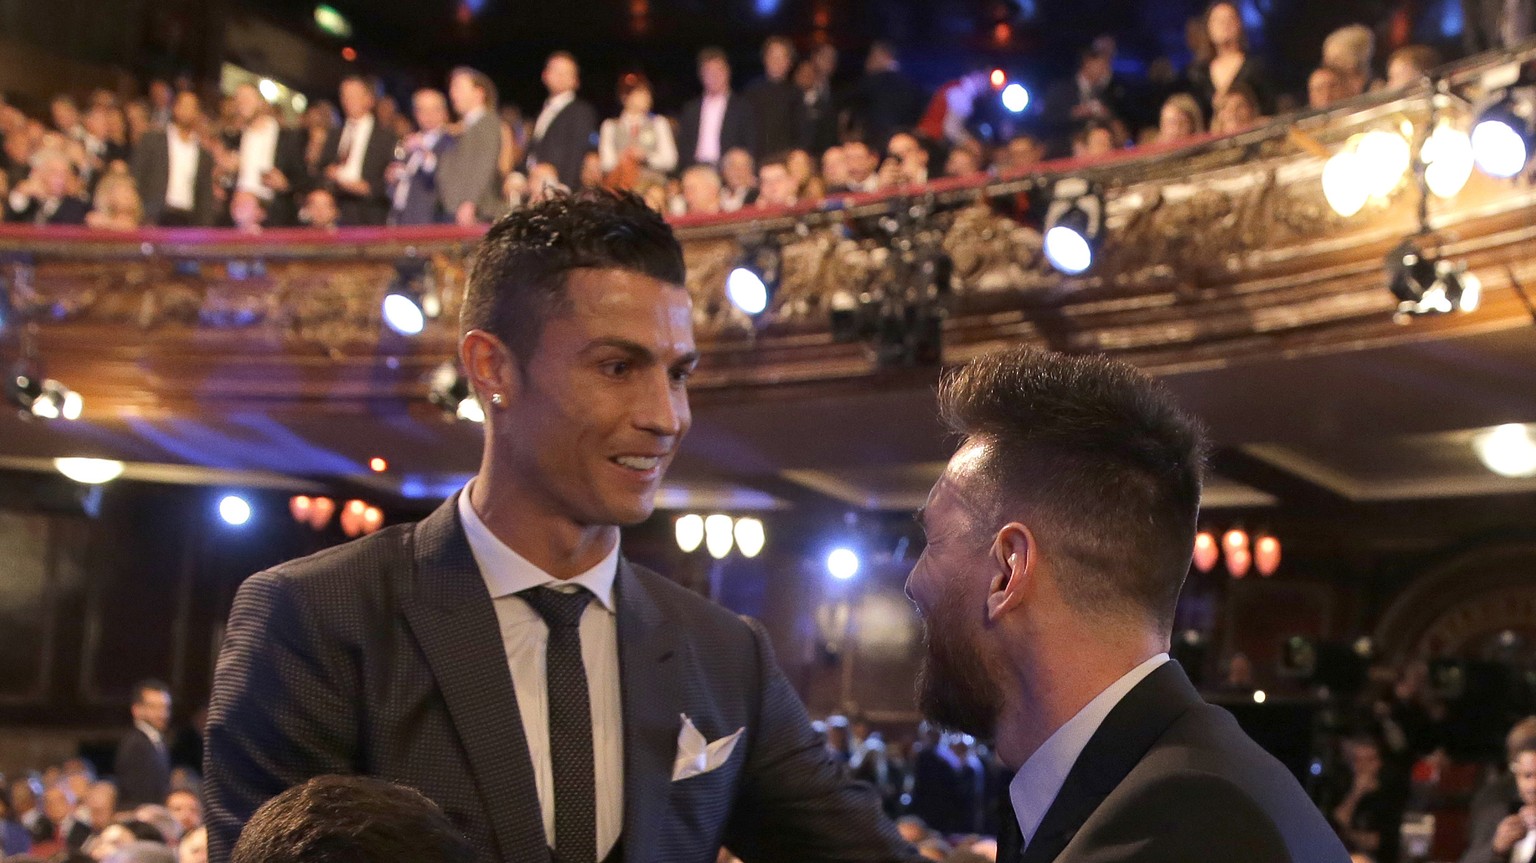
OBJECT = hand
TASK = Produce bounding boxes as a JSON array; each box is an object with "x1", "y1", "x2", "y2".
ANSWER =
[
  {"x1": 455, "y1": 200, "x2": 478, "y2": 227},
  {"x1": 385, "y1": 163, "x2": 405, "y2": 185},
  {"x1": 262, "y1": 169, "x2": 290, "y2": 192},
  {"x1": 1493, "y1": 814, "x2": 1528, "y2": 855},
  {"x1": 337, "y1": 178, "x2": 369, "y2": 196},
  {"x1": 324, "y1": 164, "x2": 341, "y2": 182}
]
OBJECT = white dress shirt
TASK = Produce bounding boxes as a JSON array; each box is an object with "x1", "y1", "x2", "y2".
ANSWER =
[
  {"x1": 533, "y1": 93, "x2": 575, "y2": 143},
  {"x1": 236, "y1": 116, "x2": 280, "y2": 200},
  {"x1": 1009, "y1": 653, "x2": 1170, "y2": 850},
  {"x1": 694, "y1": 92, "x2": 728, "y2": 164},
  {"x1": 336, "y1": 114, "x2": 375, "y2": 185},
  {"x1": 165, "y1": 127, "x2": 201, "y2": 211},
  {"x1": 1514, "y1": 829, "x2": 1536, "y2": 863},
  {"x1": 457, "y1": 485, "x2": 624, "y2": 858}
]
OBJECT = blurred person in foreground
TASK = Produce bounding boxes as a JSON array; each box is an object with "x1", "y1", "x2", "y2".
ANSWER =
[
  {"x1": 230, "y1": 777, "x2": 472, "y2": 863},
  {"x1": 906, "y1": 346, "x2": 1350, "y2": 862},
  {"x1": 205, "y1": 190, "x2": 922, "y2": 863},
  {"x1": 1461, "y1": 718, "x2": 1536, "y2": 863}
]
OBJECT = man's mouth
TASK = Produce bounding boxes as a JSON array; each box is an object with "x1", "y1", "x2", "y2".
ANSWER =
[{"x1": 612, "y1": 455, "x2": 663, "y2": 472}]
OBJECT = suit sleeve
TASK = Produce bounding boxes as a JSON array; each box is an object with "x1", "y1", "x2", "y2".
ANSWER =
[
  {"x1": 722, "y1": 618, "x2": 923, "y2": 863},
  {"x1": 1458, "y1": 782, "x2": 1511, "y2": 863},
  {"x1": 203, "y1": 571, "x2": 360, "y2": 863}
]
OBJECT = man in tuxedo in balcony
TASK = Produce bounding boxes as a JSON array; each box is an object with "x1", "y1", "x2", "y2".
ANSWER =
[
  {"x1": 320, "y1": 76, "x2": 397, "y2": 226},
  {"x1": 389, "y1": 88, "x2": 454, "y2": 226},
  {"x1": 907, "y1": 347, "x2": 1351, "y2": 863},
  {"x1": 116, "y1": 680, "x2": 174, "y2": 808},
  {"x1": 678, "y1": 47, "x2": 757, "y2": 169},
  {"x1": 204, "y1": 189, "x2": 922, "y2": 863},
  {"x1": 133, "y1": 90, "x2": 216, "y2": 226},
  {"x1": 226, "y1": 82, "x2": 307, "y2": 227},
  {"x1": 525, "y1": 53, "x2": 598, "y2": 190}
]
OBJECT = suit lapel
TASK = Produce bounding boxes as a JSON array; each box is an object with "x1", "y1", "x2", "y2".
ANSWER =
[
  {"x1": 1019, "y1": 662, "x2": 1201, "y2": 863},
  {"x1": 615, "y1": 561, "x2": 685, "y2": 863},
  {"x1": 401, "y1": 496, "x2": 551, "y2": 863}
]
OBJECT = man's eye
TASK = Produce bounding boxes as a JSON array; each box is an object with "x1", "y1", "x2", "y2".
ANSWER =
[{"x1": 602, "y1": 361, "x2": 631, "y2": 377}]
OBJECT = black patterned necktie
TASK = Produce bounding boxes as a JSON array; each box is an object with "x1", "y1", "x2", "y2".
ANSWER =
[{"x1": 519, "y1": 585, "x2": 597, "y2": 863}]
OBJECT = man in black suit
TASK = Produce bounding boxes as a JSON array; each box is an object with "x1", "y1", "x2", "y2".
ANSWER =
[
  {"x1": 847, "y1": 42, "x2": 925, "y2": 154},
  {"x1": 226, "y1": 83, "x2": 307, "y2": 227},
  {"x1": 907, "y1": 347, "x2": 1350, "y2": 863},
  {"x1": 389, "y1": 88, "x2": 454, "y2": 226},
  {"x1": 742, "y1": 36, "x2": 801, "y2": 159},
  {"x1": 133, "y1": 90, "x2": 217, "y2": 226},
  {"x1": 4, "y1": 150, "x2": 88, "y2": 225},
  {"x1": 678, "y1": 47, "x2": 757, "y2": 169},
  {"x1": 204, "y1": 190, "x2": 922, "y2": 863},
  {"x1": 1461, "y1": 717, "x2": 1536, "y2": 863},
  {"x1": 525, "y1": 53, "x2": 599, "y2": 190},
  {"x1": 1038, "y1": 47, "x2": 1129, "y2": 158},
  {"x1": 320, "y1": 76, "x2": 397, "y2": 226},
  {"x1": 116, "y1": 679, "x2": 173, "y2": 808}
]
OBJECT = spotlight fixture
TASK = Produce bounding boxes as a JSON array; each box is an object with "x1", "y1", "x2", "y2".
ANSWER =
[
  {"x1": 1386, "y1": 239, "x2": 1481, "y2": 319},
  {"x1": 219, "y1": 495, "x2": 253, "y2": 526},
  {"x1": 733, "y1": 517, "x2": 766, "y2": 558},
  {"x1": 1473, "y1": 423, "x2": 1536, "y2": 478},
  {"x1": 1323, "y1": 128, "x2": 1412, "y2": 216},
  {"x1": 381, "y1": 261, "x2": 440, "y2": 336},
  {"x1": 1001, "y1": 83, "x2": 1030, "y2": 114},
  {"x1": 54, "y1": 457, "x2": 124, "y2": 485},
  {"x1": 5, "y1": 362, "x2": 82, "y2": 420},
  {"x1": 427, "y1": 362, "x2": 484, "y2": 423},
  {"x1": 826, "y1": 547, "x2": 860, "y2": 581},
  {"x1": 726, "y1": 238, "x2": 781, "y2": 317},
  {"x1": 1471, "y1": 92, "x2": 1534, "y2": 179},
  {"x1": 1042, "y1": 178, "x2": 1103, "y2": 275},
  {"x1": 1421, "y1": 121, "x2": 1475, "y2": 198}
]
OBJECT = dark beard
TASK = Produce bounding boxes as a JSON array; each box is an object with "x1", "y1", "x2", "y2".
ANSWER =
[{"x1": 915, "y1": 605, "x2": 1002, "y2": 739}]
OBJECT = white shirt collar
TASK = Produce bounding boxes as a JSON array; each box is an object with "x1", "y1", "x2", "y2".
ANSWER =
[
  {"x1": 456, "y1": 483, "x2": 618, "y2": 611},
  {"x1": 1009, "y1": 653, "x2": 1170, "y2": 847},
  {"x1": 135, "y1": 719, "x2": 164, "y2": 746},
  {"x1": 543, "y1": 92, "x2": 576, "y2": 114}
]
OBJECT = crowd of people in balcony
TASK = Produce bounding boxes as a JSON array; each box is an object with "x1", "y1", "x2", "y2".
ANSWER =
[{"x1": 0, "y1": 5, "x2": 1480, "y2": 234}]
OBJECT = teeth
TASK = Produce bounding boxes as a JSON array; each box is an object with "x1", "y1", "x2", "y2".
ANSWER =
[{"x1": 614, "y1": 456, "x2": 660, "y2": 471}]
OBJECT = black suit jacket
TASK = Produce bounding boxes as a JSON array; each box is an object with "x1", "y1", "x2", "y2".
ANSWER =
[
  {"x1": 677, "y1": 93, "x2": 758, "y2": 168},
  {"x1": 4, "y1": 195, "x2": 88, "y2": 225},
  {"x1": 391, "y1": 131, "x2": 454, "y2": 226},
  {"x1": 131, "y1": 128, "x2": 217, "y2": 226},
  {"x1": 204, "y1": 495, "x2": 920, "y2": 863},
  {"x1": 115, "y1": 725, "x2": 172, "y2": 808},
  {"x1": 1000, "y1": 662, "x2": 1350, "y2": 863},
  {"x1": 1459, "y1": 772, "x2": 1520, "y2": 863},
  {"x1": 527, "y1": 98, "x2": 599, "y2": 189},
  {"x1": 231, "y1": 126, "x2": 308, "y2": 228},
  {"x1": 319, "y1": 119, "x2": 397, "y2": 226}
]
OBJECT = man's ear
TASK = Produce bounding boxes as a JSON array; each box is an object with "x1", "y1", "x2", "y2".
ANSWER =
[
  {"x1": 987, "y1": 522, "x2": 1034, "y2": 622},
  {"x1": 460, "y1": 329, "x2": 520, "y2": 410}
]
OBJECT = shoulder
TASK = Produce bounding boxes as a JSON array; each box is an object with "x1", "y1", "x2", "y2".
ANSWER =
[{"x1": 233, "y1": 523, "x2": 415, "y2": 623}]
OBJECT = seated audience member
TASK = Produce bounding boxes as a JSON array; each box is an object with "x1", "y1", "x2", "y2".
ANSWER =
[
  {"x1": 1386, "y1": 45, "x2": 1441, "y2": 90},
  {"x1": 300, "y1": 188, "x2": 340, "y2": 231},
  {"x1": 880, "y1": 131, "x2": 930, "y2": 187},
  {"x1": 995, "y1": 134, "x2": 1045, "y2": 173},
  {"x1": 6, "y1": 150, "x2": 88, "y2": 224},
  {"x1": 679, "y1": 164, "x2": 723, "y2": 215},
  {"x1": 1461, "y1": 717, "x2": 1536, "y2": 863},
  {"x1": 755, "y1": 153, "x2": 798, "y2": 209},
  {"x1": 164, "y1": 792, "x2": 201, "y2": 838},
  {"x1": 1211, "y1": 84, "x2": 1262, "y2": 135},
  {"x1": 85, "y1": 172, "x2": 143, "y2": 230},
  {"x1": 1, "y1": 785, "x2": 32, "y2": 856},
  {"x1": 1157, "y1": 93, "x2": 1205, "y2": 144},
  {"x1": 1323, "y1": 24, "x2": 1376, "y2": 98},
  {"x1": 177, "y1": 826, "x2": 206, "y2": 863},
  {"x1": 1328, "y1": 736, "x2": 1405, "y2": 863},
  {"x1": 943, "y1": 145, "x2": 983, "y2": 177},
  {"x1": 90, "y1": 822, "x2": 165, "y2": 861},
  {"x1": 103, "y1": 842, "x2": 177, "y2": 863},
  {"x1": 229, "y1": 776, "x2": 473, "y2": 863},
  {"x1": 52, "y1": 95, "x2": 85, "y2": 140},
  {"x1": 842, "y1": 140, "x2": 880, "y2": 192},
  {"x1": 132, "y1": 805, "x2": 179, "y2": 844},
  {"x1": 228, "y1": 190, "x2": 266, "y2": 235},
  {"x1": 599, "y1": 73, "x2": 678, "y2": 184},
  {"x1": 1309, "y1": 66, "x2": 1351, "y2": 109},
  {"x1": 719, "y1": 146, "x2": 757, "y2": 211},
  {"x1": 1072, "y1": 119, "x2": 1120, "y2": 158},
  {"x1": 785, "y1": 148, "x2": 822, "y2": 200},
  {"x1": 636, "y1": 179, "x2": 669, "y2": 213},
  {"x1": 820, "y1": 144, "x2": 851, "y2": 192}
]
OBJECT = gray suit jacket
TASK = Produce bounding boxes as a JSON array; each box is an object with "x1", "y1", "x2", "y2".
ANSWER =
[
  {"x1": 204, "y1": 495, "x2": 919, "y2": 863},
  {"x1": 438, "y1": 113, "x2": 504, "y2": 222},
  {"x1": 1003, "y1": 662, "x2": 1350, "y2": 863}
]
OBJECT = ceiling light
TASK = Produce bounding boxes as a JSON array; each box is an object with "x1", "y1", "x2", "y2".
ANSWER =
[
  {"x1": 1387, "y1": 239, "x2": 1481, "y2": 319},
  {"x1": 219, "y1": 495, "x2": 253, "y2": 526},
  {"x1": 704, "y1": 514, "x2": 734, "y2": 559},
  {"x1": 1322, "y1": 147, "x2": 1369, "y2": 217},
  {"x1": 1357, "y1": 129, "x2": 1411, "y2": 198},
  {"x1": 826, "y1": 547, "x2": 860, "y2": 580},
  {"x1": 1042, "y1": 179, "x2": 1102, "y2": 275},
  {"x1": 1473, "y1": 423, "x2": 1536, "y2": 478},
  {"x1": 1422, "y1": 122, "x2": 1474, "y2": 198},
  {"x1": 675, "y1": 514, "x2": 704, "y2": 553},
  {"x1": 257, "y1": 78, "x2": 280, "y2": 102},
  {"x1": 6, "y1": 365, "x2": 82, "y2": 421},
  {"x1": 1001, "y1": 83, "x2": 1030, "y2": 113},
  {"x1": 54, "y1": 457, "x2": 124, "y2": 485},
  {"x1": 733, "y1": 517, "x2": 766, "y2": 558}
]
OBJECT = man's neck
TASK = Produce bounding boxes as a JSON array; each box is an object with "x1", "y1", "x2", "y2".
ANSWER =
[{"x1": 468, "y1": 470, "x2": 619, "y2": 579}]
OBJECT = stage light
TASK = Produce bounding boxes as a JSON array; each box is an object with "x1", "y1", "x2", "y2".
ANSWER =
[
  {"x1": 1471, "y1": 99, "x2": 1532, "y2": 179},
  {"x1": 1192, "y1": 531, "x2": 1219, "y2": 572},
  {"x1": 427, "y1": 362, "x2": 484, "y2": 423},
  {"x1": 292, "y1": 93, "x2": 308, "y2": 113},
  {"x1": 382, "y1": 292, "x2": 426, "y2": 336},
  {"x1": 341, "y1": 46, "x2": 357, "y2": 62},
  {"x1": 257, "y1": 78, "x2": 280, "y2": 102},
  {"x1": 7, "y1": 365, "x2": 82, "y2": 421},
  {"x1": 1254, "y1": 535, "x2": 1281, "y2": 576},
  {"x1": 726, "y1": 267, "x2": 769, "y2": 316},
  {"x1": 219, "y1": 495, "x2": 253, "y2": 526},
  {"x1": 733, "y1": 517, "x2": 766, "y2": 558},
  {"x1": 1473, "y1": 423, "x2": 1536, "y2": 478},
  {"x1": 826, "y1": 547, "x2": 860, "y2": 580},
  {"x1": 704, "y1": 514, "x2": 734, "y2": 559},
  {"x1": 1387, "y1": 239, "x2": 1481, "y2": 318},
  {"x1": 675, "y1": 514, "x2": 705, "y2": 552},
  {"x1": 1253, "y1": 690, "x2": 1267, "y2": 704},
  {"x1": 989, "y1": 69, "x2": 1007, "y2": 89},
  {"x1": 1042, "y1": 179, "x2": 1102, "y2": 275},
  {"x1": 1356, "y1": 129, "x2": 1411, "y2": 198},
  {"x1": 1322, "y1": 147, "x2": 1369, "y2": 217},
  {"x1": 313, "y1": 4, "x2": 353, "y2": 38},
  {"x1": 1422, "y1": 123, "x2": 1474, "y2": 198},
  {"x1": 54, "y1": 457, "x2": 124, "y2": 485},
  {"x1": 1001, "y1": 83, "x2": 1029, "y2": 113},
  {"x1": 369, "y1": 457, "x2": 388, "y2": 473},
  {"x1": 727, "y1": 239, "x2": 781, "y2": 316}
]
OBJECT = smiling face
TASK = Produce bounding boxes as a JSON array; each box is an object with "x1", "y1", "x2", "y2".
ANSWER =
[{"x1": 495, "y1": 269, "x2": 696, "y2": 528}]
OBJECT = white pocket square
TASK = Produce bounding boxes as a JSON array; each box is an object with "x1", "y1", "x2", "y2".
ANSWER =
[{"x1": 671, "y1": 713, "x2": 744, "y2": 781}]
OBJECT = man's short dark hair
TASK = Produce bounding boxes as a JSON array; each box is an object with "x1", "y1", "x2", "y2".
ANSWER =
[
  {"x1": 460, "y1": 189, "x2": 685, "y2": 364},
  {"x1": 937, "y1": 347, "x2": 1207, "y2": 630},
  {"x1": 230, "y1": 776, "x2": 473, "y2": 863},
  {"x1": 449, "y1": 66, "x2": 498, "y2": 110},
  {"x1": 132, "y1": 679, "x2": 169, "y2": 704},
  {"x1": 698, "y1": 46, "x2": 729, "y2": 68}
]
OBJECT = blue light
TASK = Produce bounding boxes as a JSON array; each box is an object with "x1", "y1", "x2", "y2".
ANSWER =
[
  {"x1": 1309, "y1": 760, "x2": 1324, "y2": 777},
  {"x1": 755, "y1": 0, "x2": 781, "y2": 15},
  {"x1": 726, "y1": 267, "x2": 769, "y2": 315},
  {"x1": 1043, "y1": 225, "x2": 1093, "y2": 274},
  {"x1": 1439, "y1": 0, "x2": 1463, "y2": 37},
  {"x1": 827, "y1": 547, "x2": 860, "y2": 580},
  {"x1": 1002, "y1": 83, "x2": 1030, "y2": 113},
  {"x1": 382, "y1": 293, "x2": 425, "y2": 335},
  {"x1": 219, "y1": 495, "x2": 253, "y2": 526},
  {"x1": 1472, "y1": 117, "x2": 1528, "y2": 178}
]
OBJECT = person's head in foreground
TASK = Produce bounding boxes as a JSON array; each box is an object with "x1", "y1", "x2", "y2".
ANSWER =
[
  {"x1": 230, "y1": 776, "x2": 473, "y2": 863},
  {"x1": 906, "y1": 347, "x2": 1206, "y2": 767},
  {"x1": 459, "y1": 189, "x2": 694, "y2": 553}
]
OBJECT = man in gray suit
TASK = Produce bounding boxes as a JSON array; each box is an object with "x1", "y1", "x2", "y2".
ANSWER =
[
  {"x1": 438, "y1": 67, "x2": 504, "y2": 226},
  {"x1": 908, "y1": 347, "x2": 1351, "y2": 863},
  {"x1": 204, "y1": 190, "x2": 921, "y2": 863}
]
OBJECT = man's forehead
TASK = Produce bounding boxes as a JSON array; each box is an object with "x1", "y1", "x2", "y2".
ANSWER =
[{"x1": 924, "y1": 442, "x2": 995, "y2": 527}]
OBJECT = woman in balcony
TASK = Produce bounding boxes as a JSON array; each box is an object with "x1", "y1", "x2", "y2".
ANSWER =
[
  {"x1": 85, "y1": 171, "x2": 143, "y2": 231},
  {"x1": 1188, "y1": 1, "x2": 1275, "y2": 121},
  {"x1": 598, "y1": 73, "x2": 677, "y2": 191},
  {"x1": 1157, "y1": 93, "x2": 1206, "y2": 144}
]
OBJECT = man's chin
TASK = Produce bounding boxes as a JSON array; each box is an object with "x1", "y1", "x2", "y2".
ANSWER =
[{"x1": 916, "y1": 661, "x2": 999, "y2": 740}]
